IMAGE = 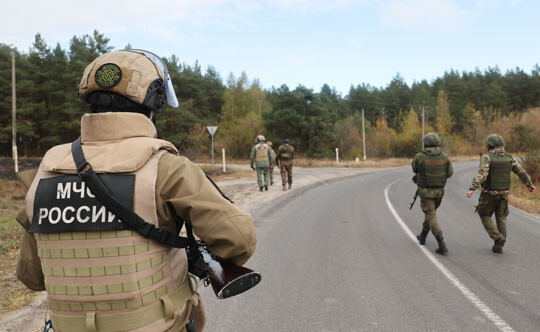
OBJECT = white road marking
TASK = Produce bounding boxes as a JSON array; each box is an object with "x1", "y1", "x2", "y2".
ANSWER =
[{"x1": 384, "y1": 181, "x2": 516, "y2": 332}]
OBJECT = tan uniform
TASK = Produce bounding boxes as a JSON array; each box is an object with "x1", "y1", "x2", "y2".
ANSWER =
[{"x1": 16, "y1": 112, "x2": 256, "y2": 332}]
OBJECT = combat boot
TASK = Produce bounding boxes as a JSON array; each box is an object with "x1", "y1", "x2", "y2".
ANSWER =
[
  {"x1": 492, "y1": 237, "x2": 505, "y2": 254},
  {"x1": 283, "y1": 185, "x2": 287, "y2": 191},
  {"x1": 435, "y1": 235, "x2": 448, "y2": 255},
  {"x1": 416, "y1": 229, "x2": 429, "y2": 245},
  {"x1": 288, "y1": 184, "x2": 292, "y2": 190},
  {"x1": 259, "y1": 187, "x2": 263, "y2": 192},
  {"x1": 264, "y1": 186, "x2": 268, "y2": 191}
]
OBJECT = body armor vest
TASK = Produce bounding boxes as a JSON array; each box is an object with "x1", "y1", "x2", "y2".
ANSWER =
[
  {"x1": 482, "y1": 152, "x2": 512, "y2": 191},
  {"x1": 255, "y1": 143, "x2": 269, "y2": 162},
  {"x1": 416, "y1": 153, "x2": 448, "y2": 188},
  {"x1": 279, "y1": 145, "x2": 293, "y2": 161},
  {"x1": 24, "y1": 113, "x2": 192, "y2": 332}
]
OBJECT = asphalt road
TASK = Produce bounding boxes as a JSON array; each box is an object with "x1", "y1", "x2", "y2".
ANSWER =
[{"x1": 199, "y1": 162, "x2": 540, "y2": 332}]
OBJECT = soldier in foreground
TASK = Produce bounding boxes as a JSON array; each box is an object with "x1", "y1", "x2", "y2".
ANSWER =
[
  {"x1": 267, "y1": 141, "x2": 276, "y2": 185},
  {"x1": 15, "y1": 50, "x2": 256, "y2": 332},
  {"x1": 276, "y1": 138, "x2": 295, "y2": 191},
  {"x1": 412, "y1": 133, "x2": 453, "y2": 255},
  {"x1": 250, "y1": 135, "x2": 272, "y2": 191},
  {"x1": 467, "y1": 134, "x2": 536, "y2": 253}
]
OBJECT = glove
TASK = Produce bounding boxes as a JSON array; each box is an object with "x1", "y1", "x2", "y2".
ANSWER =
[{"x1": 251, "y1": 166, "x2": 255, "y2": 170}]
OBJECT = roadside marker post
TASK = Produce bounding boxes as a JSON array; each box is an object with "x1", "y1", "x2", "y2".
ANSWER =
[
  {"x1": 335, "y1": 148, "x2": 339, "y2": 164},
  {"x1": 222, "y1": 148, "x2": 226, "y2": 173}
]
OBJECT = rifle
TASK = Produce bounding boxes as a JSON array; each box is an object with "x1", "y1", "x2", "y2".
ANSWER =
[
  {"x1": 409, "y1": 190, "x2": 419, "y2": 210},
  {"x1": 188, "y1": 241, "x2": 261, "y2": 299}
]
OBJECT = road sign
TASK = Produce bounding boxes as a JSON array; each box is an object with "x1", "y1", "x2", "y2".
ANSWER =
[
  {"x1": 207, "y1": 126, "x2": 218, "y2": 136},
  {"x1": 207, "y1": 126, "x2": 218, "y2": 176}
]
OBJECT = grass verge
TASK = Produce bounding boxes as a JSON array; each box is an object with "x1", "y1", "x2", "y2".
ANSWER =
[
  {"x1": 0, "y1": 179, "x2": 36, "y2": 314},
  {"x1": 199, "y1": 165, "x2": 253, "y2": 182},
  {"x1": 509, "y1": 174, "x2": 540, "y2": 216}
]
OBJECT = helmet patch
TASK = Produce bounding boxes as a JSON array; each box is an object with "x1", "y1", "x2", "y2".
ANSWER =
[{"x1": 94, "y1": 63, "x2": 122, "y2": 89}]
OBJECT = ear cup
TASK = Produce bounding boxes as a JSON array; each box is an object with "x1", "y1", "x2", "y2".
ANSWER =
[{"x1": 143, "y1": 79, "x2": 166, "y2": 113}]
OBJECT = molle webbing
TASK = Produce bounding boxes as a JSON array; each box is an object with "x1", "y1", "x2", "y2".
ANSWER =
[
  {"x1": 41, "y1": 252, "x2": 164, "y2": 278},
  {"x1": 255, "y1": 144, "x2": 269, "y2": 162},
  {"x1": 37, "y1": 241, "x2": 150, "y2": 259},
  {"x1": 37, "y1": 229, "x2": 179, "y2": 320},
  {"x1": 48, "y1": 285, "x2": 167, "y2": 311},
  {"x1": 280, "y1": 146, "x2": 292, "y2": 160},
  {"x1": 417, "y1": 154, "x2": 448, "y2": 188},
  {"x1": 44, "y1": 268, "x2": 165, "y2": 296},
  {"x1": 483, "y1": 153, "x2": 512, "y2": 191},
  {"x1": 50, "y1": 279, "x2": 193, "y2": 332}
]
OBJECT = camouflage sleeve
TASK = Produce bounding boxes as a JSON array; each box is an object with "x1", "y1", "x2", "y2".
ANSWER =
[
  {"x1": 511, "y1": 156, "x2": 534, "y2": 188},
  {"x1": 470, "y1": 154, "x2": 491, "y2": 190},
  {"x1": 411, "y1": 155, "x2": 418, "y2": 173}
]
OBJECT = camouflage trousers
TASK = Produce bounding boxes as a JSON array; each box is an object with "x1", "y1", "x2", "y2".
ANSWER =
[
  {"x1": 269, "y1": 165, "x2": 275, "y2": 185},
  {"x1": 420, "y1": 197, "x2": 443, "y2": 237},
  {"x1": 280, "y1": 161, "x2": 293, "y2": 186},
  {"x1": 256, "y1": 166, "x2": 270, "y2": 188},
  {"x1": 477, "y1": 192, "x2": 508, "y2": 241}
]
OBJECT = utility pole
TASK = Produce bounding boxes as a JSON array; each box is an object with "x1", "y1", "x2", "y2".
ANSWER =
[
  {"x1": 421, "y1": 102, "x2": 425, "y2": 150},
  {"x1": 12, "y1": 52, "x2": 18, "y2": 173},
  {"x1": 362, "y1": 109, "x2": 366, "y2": 161}
]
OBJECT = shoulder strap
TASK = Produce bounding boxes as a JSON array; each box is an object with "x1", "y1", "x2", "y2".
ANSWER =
[{"x1": 71, "y1": 137, "x2": 189, "y2": 248}]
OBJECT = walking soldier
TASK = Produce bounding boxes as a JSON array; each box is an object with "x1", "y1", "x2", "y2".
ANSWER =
[
  {"x1": 276, "y1": 139, "x2": 295, "y2": 191},
  {"x1": 412, "y1": 133, "x2": 453, "y2": 255},
  {"x1": 467, "y1": 134, "x2": 536, "y2": 253}
]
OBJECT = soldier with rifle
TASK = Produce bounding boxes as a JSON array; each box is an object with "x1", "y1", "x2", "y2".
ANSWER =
[
  {"x1": 14, "y1": 50, "x2": 258, "y2": 332},
  {"x1": 411, "y1": 133, "x2": 453, "y2": 255}
]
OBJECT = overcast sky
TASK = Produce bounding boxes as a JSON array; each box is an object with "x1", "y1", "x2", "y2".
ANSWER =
[{"x1": 2, "y1": 0, "x2": 539, "y2": 94}]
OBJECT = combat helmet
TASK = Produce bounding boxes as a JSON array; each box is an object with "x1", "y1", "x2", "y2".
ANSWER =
[
  {"x1": 423, "y1": 133, "x2": 441, "y2": 148},
  {"x1": 267, "y1": 141, "x2": 273, "y2": 147},
  {"x1": 79, "y1": 49, "x2": 178, "y2": 117},
  {"x1": 256, "y1": 135, "x2": 266, "y2": 143},
  {"x1": 485, "y1": 134, "x2": 505, "y2": 149}
]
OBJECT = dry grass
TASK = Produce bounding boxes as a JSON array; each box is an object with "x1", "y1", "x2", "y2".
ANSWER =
[
  {"x1": 0, "y1": 179, "x2": 37, "y2": 313},
  {"x1": 509, "y1": 174, "x2": 540, "y2": 216},
  {"x1": 199, "y1": 166, "x2": 253, "y2": 182},
  {"x1": 293, "y1": 155, "x2": 479, "y2": 168},
  {"x1": 293, "y1": 157, "x2": 410, "y2": 168}
]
